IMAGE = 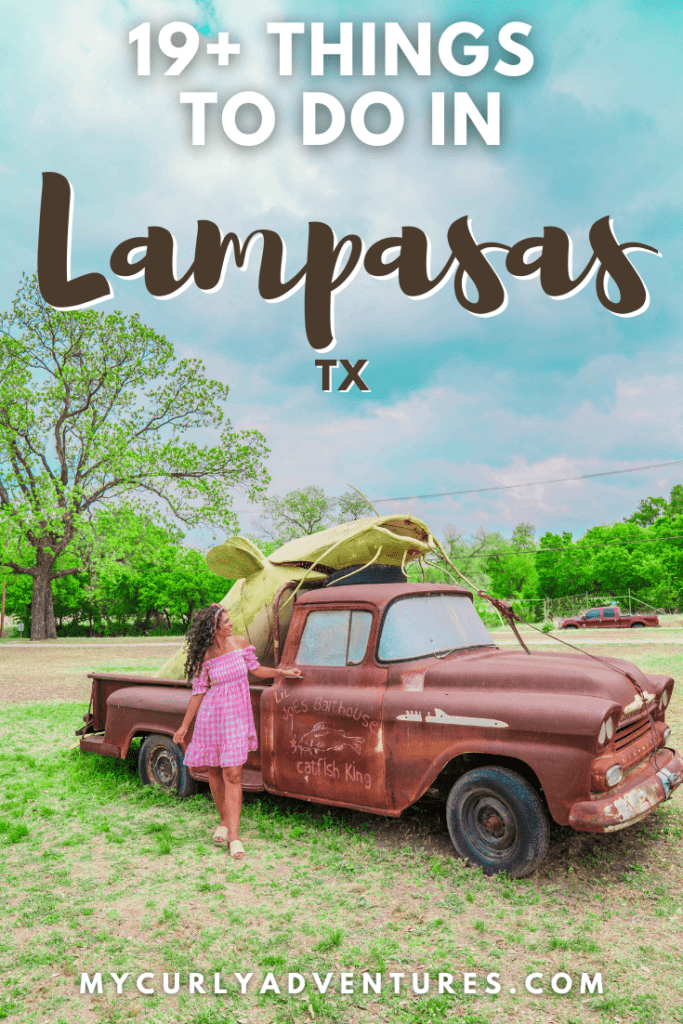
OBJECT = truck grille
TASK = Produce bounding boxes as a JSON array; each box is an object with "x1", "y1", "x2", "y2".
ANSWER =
[{"x1": 615, "y1": 711, "x2": 652, "y2": 752}]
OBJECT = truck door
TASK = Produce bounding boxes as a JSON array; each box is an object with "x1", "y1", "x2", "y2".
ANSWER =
[
  {"x1": 601, "y1": 607, "x2": 618, "y2": 629},
  {"x1": 261, "y1": 605, "x2": 388, "y2": 813},
  {"x1": 584, "y1": 608, "x2": 601, "y2": 628}
]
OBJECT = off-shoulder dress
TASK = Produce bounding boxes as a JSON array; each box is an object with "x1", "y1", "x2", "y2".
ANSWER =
[{"x1": 182, "y1": 646, "x2": 259, "y2": 768}]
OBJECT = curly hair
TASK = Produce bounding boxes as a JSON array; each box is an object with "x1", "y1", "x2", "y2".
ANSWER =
[{"x1": 184, "y1": 604, "x2": 224, "y2": 680}]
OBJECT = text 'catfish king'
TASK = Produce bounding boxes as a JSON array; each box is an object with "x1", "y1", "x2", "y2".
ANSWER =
[{"x1": 37, "y1": 172, "x2": 661, "y2": 351}]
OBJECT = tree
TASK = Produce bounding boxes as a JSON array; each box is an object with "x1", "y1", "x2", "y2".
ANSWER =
[
  {"x1": 626, "y1": 484, "x2": 683, "y2": 526},
  {"x1": 3, "y1": 504, "x2": 233, "y2": 636},
  {"x1": 254, "y1": 486, "x2": 336, "y2": 542},
  {"x1": 253, "y1": 486, "x2": 375, "y2": 544},
  {"x1": 0, "y1": 276, "x2": 269, "y2": 639},
  {"x1": 535, "y1": 531, "x2": 582, "y2": 599},
  {"x1": 85, "y1": 511, "x2": 229, "y2": 634},
  {"x1": 337, "y1": 489, "x2": 376, "y2": 522},
  {"x1": 484, "y1": 523, "x2": 539, "y2": 600},
  {"x1": 438, "y1": 525, "x2": 495, "y2": 592},
  {"x1": 535, "y1": 520, "x2": 674, "y2": 608}
]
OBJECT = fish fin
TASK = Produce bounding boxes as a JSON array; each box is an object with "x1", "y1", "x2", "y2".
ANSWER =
[{"x1": 206, "y1": 537, "x2": 269, "y2": 580}]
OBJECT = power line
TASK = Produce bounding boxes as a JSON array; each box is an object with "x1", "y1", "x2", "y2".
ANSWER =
[
  {"x1": 372, "y1": 459, "x2": 683, "y2": 504},
  {"x1": 234, "y1": 459, "x2": 683, "y2": 514}
]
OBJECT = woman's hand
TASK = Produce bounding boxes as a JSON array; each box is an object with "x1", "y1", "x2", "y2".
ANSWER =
[
  {"x1": 281, "y1": 668, "x2": 303, "y2": 679},
  {"x1": 173, "y1": 725, "x2": 188, "y2": 745}
]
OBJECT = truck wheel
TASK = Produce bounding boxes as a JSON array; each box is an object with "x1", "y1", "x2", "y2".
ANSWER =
[
  {"x1": 138, "y1": 734, "x2": 198, "y2": 798},
  {"x1": 564, "y1": 624, "x2": 578, "y2": 629},
  {"x1": 630, "y1": 622, "x2": 645, "y2": 628},
  {"x1": 445, "y1": 767, "x2": 549, "y2": 878}
]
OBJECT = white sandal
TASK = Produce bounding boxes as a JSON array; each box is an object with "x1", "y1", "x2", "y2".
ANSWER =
[
  {"x1": 212, "y1": 826, "x2": 229, "y2": 846},
  {"x1": 229, "y1": 839, "x2": 245, "y2": 859}
]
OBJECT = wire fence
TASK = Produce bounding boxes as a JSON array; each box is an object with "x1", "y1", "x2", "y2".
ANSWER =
[{"x1": 506, "y1": 590, "x2": 669, "y2": 622}]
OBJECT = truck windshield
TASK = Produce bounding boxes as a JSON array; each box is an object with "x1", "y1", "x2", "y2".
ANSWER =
[{"x1": 377, "y1": 593, "x2": 494, "y2": 662}]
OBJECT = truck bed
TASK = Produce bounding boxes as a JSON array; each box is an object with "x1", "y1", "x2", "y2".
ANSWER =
[{"x1": 79, "y1": 671, "x2": 267, "y2": 787}]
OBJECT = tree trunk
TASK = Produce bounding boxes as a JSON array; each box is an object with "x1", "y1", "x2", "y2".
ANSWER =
[{"x1": 31, "y1": 549, "x2": 58, "y2": 640}]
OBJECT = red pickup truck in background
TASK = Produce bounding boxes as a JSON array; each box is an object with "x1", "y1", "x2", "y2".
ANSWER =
[
  {"x1": 77, "y1": 583, "x2": 681, "y2": 878},
  {"x1": 559, "y1": 606, "x2": 659, "y2": 629}
]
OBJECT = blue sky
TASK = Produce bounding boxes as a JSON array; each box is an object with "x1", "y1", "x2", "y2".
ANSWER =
[{"x1": 1, "y1": 0, "x2": 681, "y2": 543}]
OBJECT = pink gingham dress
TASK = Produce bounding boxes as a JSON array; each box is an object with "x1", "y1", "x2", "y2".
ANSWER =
[{"x1": 183, "y1": 646, "x2": 259, "y2": 768}]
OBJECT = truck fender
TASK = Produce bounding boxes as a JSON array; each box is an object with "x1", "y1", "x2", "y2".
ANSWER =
[
  {"x1": 411, "y1": 738, "x2": 594, "y2": 827},
  {"x1": 104, "y1": 685, "x2": 190, "y2": 758}
]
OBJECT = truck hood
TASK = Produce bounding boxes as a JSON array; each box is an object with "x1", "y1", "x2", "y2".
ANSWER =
[{"x1": 420, "y1": 648, "x2": 651, "y2": 708}]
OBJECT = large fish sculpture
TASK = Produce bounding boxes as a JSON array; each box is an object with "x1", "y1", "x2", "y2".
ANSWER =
[{"x1": 156, "y1": 514, "x2": 434, "y2": 679}]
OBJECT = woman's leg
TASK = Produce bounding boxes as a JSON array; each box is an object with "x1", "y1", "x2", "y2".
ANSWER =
[
  {"x1": 223, "y1": 765, "x2": 243, "y2": 846},
  {"x1": 207, "y1": 766, "x2": 228, "y2": 825}
]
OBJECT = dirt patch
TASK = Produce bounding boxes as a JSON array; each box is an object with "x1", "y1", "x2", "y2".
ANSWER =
[{"x1": 0, "y1": 638, "x2": 179, "y2": 704}]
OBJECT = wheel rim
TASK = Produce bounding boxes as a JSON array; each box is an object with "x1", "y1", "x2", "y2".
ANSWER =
[
  {"x1": 147, "y1": 745, "x2": 179, "y2": 789},
  {"x1": 461, "y1": 790, "x2": 518, "y2": 862}
]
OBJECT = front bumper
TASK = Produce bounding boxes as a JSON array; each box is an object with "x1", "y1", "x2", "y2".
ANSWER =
[{"x1": 568, "y1": 747, "x2": 682, "y2": 833}]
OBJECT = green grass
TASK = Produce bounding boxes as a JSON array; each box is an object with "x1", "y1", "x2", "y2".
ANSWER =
[{"x1": 0, "y1": 700, "x2": 682, "y2": 1023}]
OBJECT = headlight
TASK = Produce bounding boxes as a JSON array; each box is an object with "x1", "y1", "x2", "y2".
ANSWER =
[
  {"x1": 663, "y1": 726, "x2": 671, "y2": 745},
  {"x1": 598, "y1": 716, "x2": 617, "y2": 747},
  {"x1": 661, "y1": 689, "x2": 670, "y2": 709},
  {"x1": 605, "y1": 765, "x2": 623, "y2": 788}
]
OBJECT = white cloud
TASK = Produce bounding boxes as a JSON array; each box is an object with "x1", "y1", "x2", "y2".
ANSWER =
[{"x1": 1, "y1": 0, "x2": 681, "y2": 547}]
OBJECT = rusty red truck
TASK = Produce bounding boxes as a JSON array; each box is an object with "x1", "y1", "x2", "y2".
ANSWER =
[
  {"x1": 559, "y1": 606, "x2": 659, "y2": 629},
  {"x1": 78, "y1": 583, "x2": 681, "y2": 877}
]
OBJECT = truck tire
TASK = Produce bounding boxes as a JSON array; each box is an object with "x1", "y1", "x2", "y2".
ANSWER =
[
  {"x1": 445, "y1": 766, "x2": 549, "y2": 878},
  {"x1": 563, "y1": 624, "x2": 578, "y2": 629},
  {"x1": 138, "y1": 734, "x2": 198, "y2": 798},
  {"x1": 630, "y1": 622, "x2": 645, "y2": 628}
]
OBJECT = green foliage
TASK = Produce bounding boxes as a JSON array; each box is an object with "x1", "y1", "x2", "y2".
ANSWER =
[
  {"x1": 536, "y1": 513, "x2": 683, "y2": 607},
  {"x1": 626, "y1": 484, "x2": 683, "y2": 527},
  {"x1": 3, "y1": 503, "x2": 231, "y2": 634},
  {"x1": 413, "y1": 490, "x2": 683, "y2": 616},
  {"x1": 254, "y1": 486, "x2": 338, "y2": 542},
  {"x1": 0, "y1": 275, "x2": 269, "y2": 638},
  {"x1": 410, "y1": 523, "x2": 539, "y2": 606},
  {"x1": 253, "y1": 486, "x2": 375, "y2": 544},
  {"x1": 483, "y1": 522, "x2": 539, "y2": 600},
  {"x1": 337, "y1": 488, "x2": 376, "y2": 522}
]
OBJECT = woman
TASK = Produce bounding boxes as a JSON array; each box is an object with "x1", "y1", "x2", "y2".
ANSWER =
[{"x1": 173, "y1": 603, "x2": 301, "y2": 859}]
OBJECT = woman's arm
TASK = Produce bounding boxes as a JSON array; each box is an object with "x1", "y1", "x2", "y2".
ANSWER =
[
  {"x1": 173, "y1": 692, "x2": 205, "y2": 745},
  {"x1": 236, "y1": 638, "x2": 302, "y2": 680},
  {"x1": 251, "y1": 666, "x2": 302, "y2": 680}
]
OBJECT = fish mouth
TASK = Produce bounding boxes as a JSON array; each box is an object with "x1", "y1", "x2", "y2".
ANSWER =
[
  {"x1": 276, "y1": 560, "x2": 337, "y2": 575},
  {"x1": 381, "y1": 521, "x2": 431, "y2": 541}
]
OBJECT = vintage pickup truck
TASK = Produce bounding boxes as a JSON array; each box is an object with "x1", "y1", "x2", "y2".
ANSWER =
[
  {"x1": 78, "y1": 582, "x2": 681, "y2": 877},
  {"x1": 559, "y1": 606, "x2": 660, "y2": 629}
]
